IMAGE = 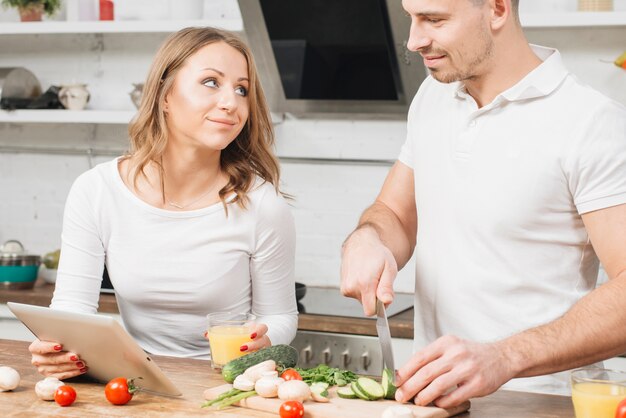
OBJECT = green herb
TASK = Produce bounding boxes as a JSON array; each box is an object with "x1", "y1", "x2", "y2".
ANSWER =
[
  {"x1": 1, "y1": 0, "x2": 61, "y2": 16},
  {"x1": 295, "y1": 364, "x2": 359, "y2": 386}
]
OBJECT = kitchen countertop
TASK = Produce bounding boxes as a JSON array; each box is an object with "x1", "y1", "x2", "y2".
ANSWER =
[
  {"x1": 0, "y1": 338, "x2": 575, "y2": 417},
  {"x1": 0, "y1": 279, "x2": 414, "y2": 339}
]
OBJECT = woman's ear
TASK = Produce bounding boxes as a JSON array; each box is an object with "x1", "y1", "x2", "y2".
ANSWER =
[{"x1": 489, "y1": 0, "x2": 511, "y2": 31}]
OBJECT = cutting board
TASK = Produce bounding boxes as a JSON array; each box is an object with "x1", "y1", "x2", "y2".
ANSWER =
[{"x1": 204, "y1": 384, "x2": 470, "y2": 418}]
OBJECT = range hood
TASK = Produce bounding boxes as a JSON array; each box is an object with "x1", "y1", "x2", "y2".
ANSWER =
[{"x1": 237, "y1": 0, "x2": 427, "y2": 118}]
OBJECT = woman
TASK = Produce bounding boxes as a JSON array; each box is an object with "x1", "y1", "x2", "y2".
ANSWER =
[{"x1": 28, "y1": 27, "x2": 297, "y2": 379}]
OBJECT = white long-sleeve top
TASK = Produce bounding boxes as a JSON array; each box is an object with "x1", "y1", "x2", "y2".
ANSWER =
[{"x1": 51, "y1": 158, "x2": 298, "y2": 359}]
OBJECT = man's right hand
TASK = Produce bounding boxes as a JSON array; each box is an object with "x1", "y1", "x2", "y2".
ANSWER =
[
  {"x1": 29, "y1": 339, "x2": 88, "y2": 380},
  {"x1": 340, "y1": 226, "x2": 398, "y2": 316}
]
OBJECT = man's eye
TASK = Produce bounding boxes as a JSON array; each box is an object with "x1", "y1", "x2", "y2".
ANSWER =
[
  {"x1": 203, "y1": 79, "x2": 218, "y2": 88},
  {"x1": 235, "y1": 86, "x2": 248, "y2": 97},
  {"x1": 428, "y1": 18, "x2": 442, "y2": 24}
]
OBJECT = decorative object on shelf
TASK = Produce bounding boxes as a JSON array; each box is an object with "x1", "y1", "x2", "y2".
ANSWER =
[
  {"x1": 99, "y1": 0, "x2": 113, "y2": 21},
  {"x1": 0, "y1": 67, "x2": 42, "y2": 110},
  {"x1": 169, "y1": 0, "x2": 203, "y2": 20},
  {"x1": 129, "y1": 83, "x2": 143, "y2": 109},
  {"x1": 0, "y1": 240, "x2": 41, "y2": 290},
  {"x1": 578, "y1": 0, "x2": 613, "y2": 11},
  {"x1": 615, "y1": 51, "x2": 626, "y2": 70},
  {"x1": 58, "y1": 83, "x2": 90, "y2": 110},
  {"x1": 25, "y1": 85, "x2": 64, "y2": 109},
  {"x1": 0, "y1": 0, "x2": 61, "y2": 22},
  {"x1": 39, "y1": 248, "x2": 60, "y2": 284}
]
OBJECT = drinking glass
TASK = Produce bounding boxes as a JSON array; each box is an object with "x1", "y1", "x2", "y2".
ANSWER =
[
  {"x1": 206, "y1": 312, "x2": 255, "y2": 369},
  {"x1": 571, "y1": 367, "x2": 626, "y2": 418}
]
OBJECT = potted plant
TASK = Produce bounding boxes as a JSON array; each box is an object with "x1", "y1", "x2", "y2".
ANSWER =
[{"x1": 1, "y1": 0, "x2": 61, "y2": 22}]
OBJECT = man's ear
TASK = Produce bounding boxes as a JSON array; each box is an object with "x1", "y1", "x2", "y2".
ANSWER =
[{"x1": 488, "y1": 0, "x2": 511, "y2": 31}]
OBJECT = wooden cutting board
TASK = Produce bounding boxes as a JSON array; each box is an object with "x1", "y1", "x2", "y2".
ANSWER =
[{"x1": 204, "y1": 384, "x2": 470, "y2": 418}]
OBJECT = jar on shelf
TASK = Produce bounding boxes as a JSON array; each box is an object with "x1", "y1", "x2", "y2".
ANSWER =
[
  {"x1": 577, "y1": 0, "x2": 613, "y2": 11},
  {"x1": 99, "y1": 0, "x2": 114, "y2": 21}
]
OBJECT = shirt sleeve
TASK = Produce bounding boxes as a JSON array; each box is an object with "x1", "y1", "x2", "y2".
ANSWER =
[
  {"x1": 50, "y1": 170, "x2": 105, "y2": 314},
  {"x1": 564, "y1": 99, "x2": 626, "y2": 214},
  {"x1": 250, "y1": 185, "x2": 298, "y2": 346}
]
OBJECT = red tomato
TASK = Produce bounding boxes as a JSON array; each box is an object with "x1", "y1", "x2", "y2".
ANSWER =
[
  {"x1": 279, "y1": 400, "x2": 305, "y2": 418},
  {"x1": 616, "y1": 398, "x2": 626, "y2": 418},
  {"x1": 105, "y1": 377, "x2": 138, "y2": 405},
  {"x1": 54, "y1": 385, "x2": 77, "y2": 407},
  {"x1": 281, "y1": 369, "x2": 303, "y2": 381}
]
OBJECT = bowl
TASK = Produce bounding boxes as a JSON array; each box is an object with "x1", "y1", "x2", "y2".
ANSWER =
[
  {"x1": 0, "y1": 240, "x2": 41, "y2": 290},
  {"x1": 39, "y1": 265, "x2": 58, "y2": 284}
]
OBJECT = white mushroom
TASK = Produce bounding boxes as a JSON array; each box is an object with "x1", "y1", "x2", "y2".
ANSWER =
[
  {"x1": 35, "y1": 377, "x2": 65, "y2": 401},
  {"x1": 233, "y1": 374, "x2": 256, "y2": 392},
  {"x1": 0, "y1": 366, "x2": 20, "y2": 392},
  {"x1": 381, "y1": 405, "x2": 415, "y2": 418},
  {"x1": 242, "y1": 360, "x2": 276, "y2": 383},
  {"x1": 277, "y1": 379, "x2": 310, "y2": 402},
  {"x1": 254, "y1": 371, "x2": 284, "y2": 398}
]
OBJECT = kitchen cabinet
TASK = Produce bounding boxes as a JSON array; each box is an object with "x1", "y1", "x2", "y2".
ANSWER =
[{"x1": 520, "y1": 11, "x2": 626, "y2": 27}]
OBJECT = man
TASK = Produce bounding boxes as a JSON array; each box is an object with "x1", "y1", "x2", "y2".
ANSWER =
[{"x1": 340, "y1": 0, "x2": 626, "y2": 409}]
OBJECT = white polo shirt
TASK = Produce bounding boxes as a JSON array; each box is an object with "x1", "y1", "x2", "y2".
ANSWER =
[{"x1": 398, "y1": 45, "x2": 626, "y2": 394}]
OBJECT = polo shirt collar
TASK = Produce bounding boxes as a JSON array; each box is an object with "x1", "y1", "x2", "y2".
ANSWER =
[{"x1": 453, "y1": 44, "x2": 569, "y2": 103}]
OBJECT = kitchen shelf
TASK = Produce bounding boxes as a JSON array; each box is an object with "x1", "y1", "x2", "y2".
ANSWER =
[
  {"x1": 0, "y1": 109, "x2": 134, "y2": 124},
  {"x1": 0, "y1": 19, "x2": 243, "y2": 35},
  {"x1": 521, "y1": 11, "x2": 626, "y2": 27}
]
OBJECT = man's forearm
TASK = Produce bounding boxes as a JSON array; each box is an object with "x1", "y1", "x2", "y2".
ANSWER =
[
  {"x1": 500, "y1": 270, "x2": 626, "y2": 378},
  {"x1": 351, "y1": 200, "x2": 416, "y2": 270}
]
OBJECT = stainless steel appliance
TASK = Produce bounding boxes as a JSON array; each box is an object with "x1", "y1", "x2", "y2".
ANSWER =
[{"x1": 237, "y1": 0, "x2": 427, "y2": 117}]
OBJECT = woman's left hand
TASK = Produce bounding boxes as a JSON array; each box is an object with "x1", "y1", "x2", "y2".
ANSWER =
[{"x1": 241, "y1": 323, "x2": 271, "y2": 353}]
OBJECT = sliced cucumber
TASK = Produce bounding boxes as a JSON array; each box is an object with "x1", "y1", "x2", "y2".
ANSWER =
[
  {"x1": 355, "y1": 377, "x2": 384, "y2": 400},
  {"x1": 336, "y1": 386, "x2": 357, "y2": 399},
  {"x1": 351, "y1": 381, "x2": 371, "y2": 401},
  {"x1": 382, "y1": 368, "x2": 397, "y2": 400},
  {"x1": 310, "y1": 382, "x2": 330, "y2": 390}
]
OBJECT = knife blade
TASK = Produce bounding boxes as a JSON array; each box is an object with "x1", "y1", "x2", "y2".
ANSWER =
[{"x1": 376, "y1": 299, "x2": 396, "y2": 385}]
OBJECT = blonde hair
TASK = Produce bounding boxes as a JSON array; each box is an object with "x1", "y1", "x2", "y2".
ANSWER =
[{"x1": 126, "y1": 27, "x2": 281, "y2": 210}]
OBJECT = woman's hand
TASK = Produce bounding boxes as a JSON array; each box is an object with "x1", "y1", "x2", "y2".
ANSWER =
[
  {"x1": 241, "y1": 323, "x2": 271, "y2": 352},
  {"x1": 29, "y1": 339, "x2": 88, "y2": 380}
]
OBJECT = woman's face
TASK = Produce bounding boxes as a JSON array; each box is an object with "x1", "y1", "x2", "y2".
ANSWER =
[{"x1": 164, "y1": 41, "x2": 250, "y2": 152}]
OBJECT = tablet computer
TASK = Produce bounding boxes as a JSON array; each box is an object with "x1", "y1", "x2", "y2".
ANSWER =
[{"x1": 7, "y1": 302, "x2": 182, "y2": 397}]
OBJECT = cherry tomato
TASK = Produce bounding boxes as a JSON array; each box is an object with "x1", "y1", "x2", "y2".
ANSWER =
[
  {"x1": 54, "y1": 385, "x2": 77, "y2": 407},
  {"x1": 615, "y1": 397, "x2": 626, "y2": 418},
  {"x1": 105, "y1": 377, "x2": 138, "y2": 405},
  {"x1": 281, "y1": 369, "x2": 303, "y2": 381},
  {"x1": 279, "y1": 400, "x2": 304, "y2": 418}
]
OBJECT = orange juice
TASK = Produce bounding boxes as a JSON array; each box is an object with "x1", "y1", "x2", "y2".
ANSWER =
[
  {"x1": 572, "y1": 382, "x2": 626, "y2": 418},
  {"x1": 207, "y1": 325, "x2": 251, "y2": 368}
]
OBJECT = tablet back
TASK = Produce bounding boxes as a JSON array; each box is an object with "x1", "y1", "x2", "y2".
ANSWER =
[{"x1": 7, "y1": 302, "x2": 182, "y2": 397}]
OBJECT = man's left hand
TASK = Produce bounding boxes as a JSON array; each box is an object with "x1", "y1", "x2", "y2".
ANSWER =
[{"x1": 394, "y1": 335, "x2": 516, "y2": 408}]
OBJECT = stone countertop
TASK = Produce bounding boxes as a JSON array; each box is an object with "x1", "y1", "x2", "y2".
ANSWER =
[{"x1": 0, "y1": 279, "x2": 415, "y2": 339}]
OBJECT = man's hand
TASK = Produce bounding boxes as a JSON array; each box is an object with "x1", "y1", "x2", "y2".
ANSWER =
[
  {"x1": 340, "y1": 226, "x2": 398, "y2": 316},
  {"x1": 395, "y1": 335, "x2": 516, "y2": 408}
]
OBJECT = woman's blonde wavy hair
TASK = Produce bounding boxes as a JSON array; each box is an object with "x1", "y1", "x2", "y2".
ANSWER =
[{"x1": 126, "y1": 27, "x2": 281, "y2": 210}]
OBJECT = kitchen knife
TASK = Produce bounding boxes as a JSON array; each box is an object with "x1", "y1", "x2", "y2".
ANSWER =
[{"x1": 376, "y1": 299, "x2": 396, "y2": 385}]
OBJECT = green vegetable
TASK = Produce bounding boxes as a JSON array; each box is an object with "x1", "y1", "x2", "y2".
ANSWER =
[
  {"x1": 354, "y1": 377, "x2": 384, "y2": 401},
  {"x1": 350, "y1": 381, "x2": 371, "y2": 401},
  {"x1": 336, "y1": 386, "x2": 357, "y2": 399},
  {"x1": 381, "y1": 368, "x2": 397, "y2": 400},
  {"x1": 202, "y1": 389, "x2": 257, "y2": 409},
  {"x1": 221, "y1": 345, "x2": 298, "y2": 384},
  {"x1": 42, "y1": 249, "x2": 60, "y2": 269},
  {"x1": 201, "y1": 388, "x2": 242, "y2": 408},
  {"x1": 295, "y1": 364, "x2": 358, "y2": 386}
]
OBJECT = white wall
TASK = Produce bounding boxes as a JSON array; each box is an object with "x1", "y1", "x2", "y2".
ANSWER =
[{"x1": 0, "y1": 1, "x2": 624, "y2": 292}]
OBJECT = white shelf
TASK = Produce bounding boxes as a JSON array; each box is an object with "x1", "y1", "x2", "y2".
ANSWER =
[
  {"x1": 521, "y1": 11, "x2": 626, "y2": 27},
  {"x1": 0, "y1": 19, "x2": 243, "y2": 35},
  {"x1": 0, "y1": 109, "x2": 134, "y2": 124}
]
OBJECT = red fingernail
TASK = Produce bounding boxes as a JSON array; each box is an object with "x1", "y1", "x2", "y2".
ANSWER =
[
  {"x1": 70, "y1": 355, "x2": 78, "y2": 361},
  {"x1": 80, "y1": 367, "x2": 88, "y2": 373},
  {"x1": 76, "y1": 362, "x2": 84, "y2": 368},
  {"x1": 240, "y1": 345, "x2": 248, "y2": 352},
  {"x1": 250, "y1": 333, "x2": 257, "y2": 339},
  {"x1": 53, "y1": 345, "x2": 62, "y2": 351}
]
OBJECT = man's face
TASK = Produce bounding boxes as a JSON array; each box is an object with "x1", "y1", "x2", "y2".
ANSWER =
[{"x1": 402, "y1": 0, "x2": 494, "y2": 83}]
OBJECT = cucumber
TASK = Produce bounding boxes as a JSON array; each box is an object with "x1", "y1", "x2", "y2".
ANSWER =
[
  {"x1": 350, "y1": 381, "x2": 371, "y2": 401},
  {"x1": 336, "y1": 386, "x2": 357, "y2": 399},
  {"x1": 355, "y1": 377, "x2": 384, "y2": 400},
  {"x1": 382, "y1": 368, "x2": 397, "y2": 400},
  {"x1": 221, "y1": 344, "x2": 298, "y2": 383}
]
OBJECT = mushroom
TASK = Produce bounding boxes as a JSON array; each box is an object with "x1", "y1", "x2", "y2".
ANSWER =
[
  {"x1": 35, "y1": 377, "x2": 65, "y2": 401},
  {"x1": 0, "y1": 366, "x2": 20, "y2": 392}
]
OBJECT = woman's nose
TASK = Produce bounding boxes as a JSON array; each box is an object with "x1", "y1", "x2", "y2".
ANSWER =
[{"x1": 217, "y1": 89, "x2": 238, "y2": 113}]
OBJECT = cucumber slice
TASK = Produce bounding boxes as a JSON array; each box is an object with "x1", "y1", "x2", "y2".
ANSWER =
[
  {"x1": 310, "y1": 382, "x2": 330, "y2": 390},
  {"x1": 351, "y1": 381, "x2": 372, "y2": 401},
  {"x1": 337, "y1": 386, "x2": 357, "y2": 399},
  {"x1": 382, "y1": 368, "x2": 397, "y2": 400},
  {"x1": 355, "y1": 377, "x2": 384, "y2": 400}
]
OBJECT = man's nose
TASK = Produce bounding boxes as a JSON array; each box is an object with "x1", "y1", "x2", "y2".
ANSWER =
[{"x1": 406, "y1": 23, "x2": 431, "y2": 52}]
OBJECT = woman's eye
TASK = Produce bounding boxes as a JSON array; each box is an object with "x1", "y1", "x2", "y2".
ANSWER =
[
  {"x1": 235, "y1": 86, "x2": 248, "y2": 97},
  {"x1": 203, "y1": 79, "x2": 218, "y2": 88}
]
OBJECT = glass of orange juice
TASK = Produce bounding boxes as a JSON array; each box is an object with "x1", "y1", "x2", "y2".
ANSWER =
[
  {"x1": 206, "y1": 312, "x2": 256, "y2": 369},
  {"x1": 571, "y1": 368, "x2": 626, "y2": 418}
]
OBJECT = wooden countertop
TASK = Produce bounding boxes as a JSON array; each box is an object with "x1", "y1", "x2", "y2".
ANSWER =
[
  {"x1": 0, "y1": 339, "x2": 575, "y2": 417},
  {"x1": 0, "y1": 279, "x2": 415, "y2": 338}
]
